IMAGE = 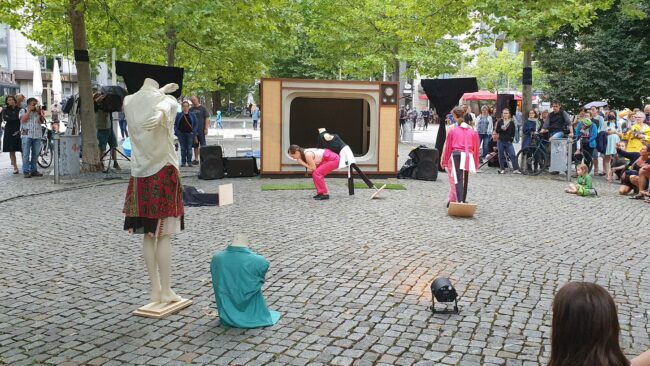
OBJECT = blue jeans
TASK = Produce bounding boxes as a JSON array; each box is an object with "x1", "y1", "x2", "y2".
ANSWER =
[
  {"x1": 21, "y1": 137, "x2": 42, "y2": 174},
  {"x1": 178, "y1": 133, "x2": 194, "y2": 165},
  {"x1": 497, "y1": 140, "x2": 520, "y2": 170},
  {"x1": 479, "y1": 134, "x2": 490, "y2": 158},
  {"x1": 549, "y1": 131, "x2": 564, "y2": 140},
  {"x1": 118, "y1": 119, "x2": 128, "y2": 139}
]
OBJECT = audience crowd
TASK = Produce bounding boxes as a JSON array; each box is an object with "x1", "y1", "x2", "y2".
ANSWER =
[{"x1": 452, "y1": 101, "x2": 650, "y2": 202}]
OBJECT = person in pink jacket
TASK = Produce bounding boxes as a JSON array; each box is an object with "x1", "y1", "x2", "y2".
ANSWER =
[{"x1": 441, "y1": 107, "x2": 480, "y2": 206}]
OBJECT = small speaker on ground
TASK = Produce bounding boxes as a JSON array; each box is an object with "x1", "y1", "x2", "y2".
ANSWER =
[
  {"x1": 414, "y1": 148, "x2": 439, "y2": 181},
  {"x1": 199, "y1": 145, "x2": 224, "y2": 180}
]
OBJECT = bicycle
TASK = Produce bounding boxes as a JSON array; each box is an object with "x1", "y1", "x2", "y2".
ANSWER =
[
  {"x1": 37, "y1": 122, "x2": 55, "y2": 169},
  {"x1": 516, "y1": 132, "x2": 549, "y2": 176}
]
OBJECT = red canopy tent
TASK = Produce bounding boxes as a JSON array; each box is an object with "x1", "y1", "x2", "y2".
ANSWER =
[
  {"x1": 461, "y1": 90, "x2": 522, "y2": 101},
  {"x1": 419, "y1": 90, "x2": 522, "y2": 101}
]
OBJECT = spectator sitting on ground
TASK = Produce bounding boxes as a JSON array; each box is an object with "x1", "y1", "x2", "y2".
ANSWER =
[
  {"x1": 548, "y1": 282, "x2": 629, "y2": 366},
  {"x1": 617, "y1": 144, "x2": 650, "y2": 195},
  {"x1": 565, "y1": 163, "x2": 595, "y2": 196},
  {"x1": 609, "y1": 141, "x2": 629, "y2": 183},
  {"x1": 484, "y1": 130, "x2": 500, "y2": 167}
]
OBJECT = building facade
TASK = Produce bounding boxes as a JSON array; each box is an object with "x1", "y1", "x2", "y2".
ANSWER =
[{"x1": 0, "y1": 23, "x2": 79, "y2": 105}]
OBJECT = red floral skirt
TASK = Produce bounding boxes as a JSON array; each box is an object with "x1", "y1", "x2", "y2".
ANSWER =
[{"x1": 123, "y1": 165, "x2": 184, "y2": 234}]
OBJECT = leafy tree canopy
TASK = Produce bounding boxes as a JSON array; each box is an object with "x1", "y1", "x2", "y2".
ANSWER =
[
  {"x1": 0, "y1": 0, "x2": 294, "y2": 94},
  {"x1": 536, "y1": 0, "x2": 650, "y2": 110}
]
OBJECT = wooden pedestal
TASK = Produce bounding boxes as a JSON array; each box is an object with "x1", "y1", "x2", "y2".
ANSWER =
[
  {"x1": 133, "y1": 298, "x2": 192, "y2": 319},
  {"x1": 447, "y1": 202, "x2": 477, "y2": 217}
]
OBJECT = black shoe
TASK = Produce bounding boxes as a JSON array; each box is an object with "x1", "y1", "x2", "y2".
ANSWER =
[
  {"x1": 192, "y1": 160, "x2": 199, "y2": 165},
  {"x1": 314, "y1": 194, "x2": 329, "y2": 200},
  {"x1": 30, "y1": 171, "x2": 43, "y2": 177},
  {"x1": 24, "y1": 172, "x2": 32, "y2": 178},
  {"x1": 313, "y1": 194, "x2": 322, "y2": 199}
]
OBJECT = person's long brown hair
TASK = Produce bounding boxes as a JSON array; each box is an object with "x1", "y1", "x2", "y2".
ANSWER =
[
  {"x1": 288, "y1": 144, "x2": 306, "y2": 163},
  {"x1": 549, "y1": 282, "x2": 629, "y2": 366}
]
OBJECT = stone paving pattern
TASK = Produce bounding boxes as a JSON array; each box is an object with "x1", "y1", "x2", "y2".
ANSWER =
[{"x1": 1, "y1": 127, "x2": 650, "y2": 365}]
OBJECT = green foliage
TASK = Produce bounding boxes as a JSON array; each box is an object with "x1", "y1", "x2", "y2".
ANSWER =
[
  {"x1": 536, "y1": 0, "x2": 650, "y2": 110},
  {"x1": 466, "y1": 50, "x2": 548, "y2": 92},
  {"x1": 0, "y1": 0, "x2": 294, "y2": 94},
  {"x1": 271, "y1": 0, "x2": 474, "y2": 80},
  {"x1": 471, "y1": 0, "x2": 615, "y2": 44}
]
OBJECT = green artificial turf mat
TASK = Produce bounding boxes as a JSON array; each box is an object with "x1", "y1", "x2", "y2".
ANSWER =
[{"x1": 261, "y1": 182, "x2": 406, "y2": 191}]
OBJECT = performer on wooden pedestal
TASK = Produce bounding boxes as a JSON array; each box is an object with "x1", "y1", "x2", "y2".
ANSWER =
[{"x1": 441, "y1": 107, "x2": 480, "y2": 206}]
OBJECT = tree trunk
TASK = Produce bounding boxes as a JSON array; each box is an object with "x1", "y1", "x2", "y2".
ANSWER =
[
  {"x1": 69, "y1": 0, "x2": 101, "y2": 172},
  {"x1": 392, "y1": 57, "x2": 400, "y2": 82},
  {"x1": 166, "y1": 27, "x2": 177, "y2": 67},
  {"x1": 211, "y1": 90, "x2": 222, "y2": 114},
  {"x1": 522, "y1": 50, "x2": 533, "y2": 114}
]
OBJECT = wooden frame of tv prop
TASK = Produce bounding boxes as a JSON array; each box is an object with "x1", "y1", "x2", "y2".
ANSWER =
[{"x1": 260, "y1": 78, "x2": 400, "y2": 177}]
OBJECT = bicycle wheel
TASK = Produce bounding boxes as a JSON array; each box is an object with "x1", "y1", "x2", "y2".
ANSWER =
[
  {"x1": 38, "y1": 138, "x2": 52, "y2": 168},
  {"x1": 517, "y1": 148, "x2": 545, "y2": 176}
]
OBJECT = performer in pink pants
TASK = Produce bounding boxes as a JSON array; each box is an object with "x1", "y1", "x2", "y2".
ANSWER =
[{"x1": 288, "y1": 145, "x2": 340, "y2": 200}]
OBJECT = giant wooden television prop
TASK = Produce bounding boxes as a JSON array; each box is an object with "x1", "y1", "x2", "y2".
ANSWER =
[{"x1": 260, "y1": 78, "x2": 400, "y2": 177}]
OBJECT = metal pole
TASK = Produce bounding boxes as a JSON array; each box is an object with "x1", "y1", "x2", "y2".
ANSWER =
[
  {"x1": 53, "y1": 133, "x2": 60, "y2": 184},
  {"x1": 111, "y1": 48, "x2": 117, "y2": 85},
  {"x1": 566, "y1": 138, "x2": 573, "y2": 182}
]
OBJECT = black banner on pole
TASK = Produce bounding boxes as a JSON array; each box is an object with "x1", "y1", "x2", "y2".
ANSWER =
[{"x1": 522, "y1": 67, "x2": 532, "y2": 85}]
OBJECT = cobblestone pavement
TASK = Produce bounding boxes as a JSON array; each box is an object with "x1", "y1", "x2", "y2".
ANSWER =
[{"x1": 2, "y1": 126, "x2": 650, "y2": 366}]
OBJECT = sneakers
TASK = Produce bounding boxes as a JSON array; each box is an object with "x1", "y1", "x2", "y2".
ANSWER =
[
  {"x1": 498, "y1": 170, "x2": 506, "y2": 174},
  {"x1": 312, "y1": 194, "x2": 322, "y2": 199},
  {"x1": 313, "y1": 194, "x2": 330, "y2": 200},
  {"x1": 192, "y1": 160, "x2": 199, "y2": 165},
  {"x1": 180, "y1": 163, "x2": 187, "y2": 168},
  {"x1": 30, "y1": 171, "x2": 43, "y2": 177},
  {"x1": 24, "y1": 172, "x2": 32, "y2": 178},
  {"x1": 513, "y1": 170, "x2": 522, "y2": 174}
]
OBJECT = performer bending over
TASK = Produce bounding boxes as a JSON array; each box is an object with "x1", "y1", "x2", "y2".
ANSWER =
[
  {"x1": 441, "y1": 107, "x2": 480, "y2": 206},
  {"x1": 288, "y1": 145, "x2": 340, "y2": 200},
  {"x1": 316, "y1": 128, "x2": 377, "y2": 195}
]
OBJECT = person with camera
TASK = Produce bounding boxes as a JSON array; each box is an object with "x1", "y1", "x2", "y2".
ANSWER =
[
  {"x1": 18, "y1": 98, "x2": 45, "y2": 178},
  {"x1": 94, "y1": 92, "x2": 120, "y2": 170},
  {"x1": 619, "y1": 111, "x2": 650, "y2": 153}
]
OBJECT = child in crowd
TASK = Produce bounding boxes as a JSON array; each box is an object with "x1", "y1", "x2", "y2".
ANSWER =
[
  {"x1": 565, "y1": 163, "x2": 596, "y2": 196},
  {"x1": 608, "y1": 141, "x2": 628, "y2": 183}
]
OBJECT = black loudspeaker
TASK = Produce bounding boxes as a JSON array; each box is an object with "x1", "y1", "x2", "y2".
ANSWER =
[
  {"x1": 199, "y1": 145, "x2": 224, "y2": 180},
  {"x1": 414, "y1": 148, "x2": 439, "y2": 181},
  {"x1": 496, "y1": 94, "x2": 515, "y2": 118},
  {"x1": 224, "y1": 157, "x2": 258, "y2": 177}
]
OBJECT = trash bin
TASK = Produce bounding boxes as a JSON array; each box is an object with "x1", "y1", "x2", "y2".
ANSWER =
[
  {"x1": 550, "y1": 138, "x2": 570, "y2": 173},
  {"x1": 59, "y1": 135, "x2": 81, "y2": 176}
]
